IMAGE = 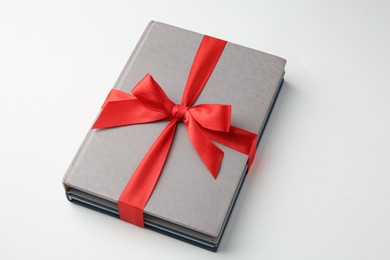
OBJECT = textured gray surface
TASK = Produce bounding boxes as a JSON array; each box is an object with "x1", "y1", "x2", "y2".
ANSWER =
[
  {"x1": 3, "y1": 2, "x2": 390, "y2": 258},
  {"x1": 63, "y1": 21, "x2": 286, "y2": 237}
]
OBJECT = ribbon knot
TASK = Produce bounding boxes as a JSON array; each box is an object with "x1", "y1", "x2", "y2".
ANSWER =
[
  {"x1": 172, "y1": 104, "x2": 188, "y2": 120},
  {"x1": 92, "y1": 35, "x2": 258, "y2": 227}
]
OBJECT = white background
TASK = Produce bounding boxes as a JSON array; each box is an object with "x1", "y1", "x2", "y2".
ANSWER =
[{"x1": 1, "y1": 0, "x2": 390, "y2": 259}]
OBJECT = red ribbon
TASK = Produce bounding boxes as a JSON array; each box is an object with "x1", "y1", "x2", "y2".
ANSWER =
[{"x1": 92, "y1": 36, "x2": 258, "y2": 227}]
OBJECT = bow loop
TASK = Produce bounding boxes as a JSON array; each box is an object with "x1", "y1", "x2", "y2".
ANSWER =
[
  {"x1": 92, "y1": 88, "x2": 169, "y2": 129},
  {"x1": 188, "y1": 104, "x2": 231, "y2": 132},
  {"x1": 131, "y1": 74, "x2": 175, "y2": 115}
]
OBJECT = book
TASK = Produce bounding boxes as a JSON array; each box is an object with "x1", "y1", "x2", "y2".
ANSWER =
[{"x1": 62, "y1": 21, "x2": 286, "y2": 251}]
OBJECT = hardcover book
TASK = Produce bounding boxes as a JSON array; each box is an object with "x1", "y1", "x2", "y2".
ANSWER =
[{"x1": 62, "y1": 21, "x2": 286, "y2": 251}]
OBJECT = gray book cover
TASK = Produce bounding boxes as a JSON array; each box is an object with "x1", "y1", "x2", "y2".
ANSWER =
[{"x1": 63, "y1": 21, "x2": 286, "y2": 251}]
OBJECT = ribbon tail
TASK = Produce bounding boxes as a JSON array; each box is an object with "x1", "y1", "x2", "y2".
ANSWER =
[
  {"x1": 118, "y1": 120, "x2": 177, "y2": 226},
  {"x1": 202, "y1": 125, "x2": 258, "y2": 173},
  {"x1": 184, "y1": 117, "x2": 224, "y2": 179}
]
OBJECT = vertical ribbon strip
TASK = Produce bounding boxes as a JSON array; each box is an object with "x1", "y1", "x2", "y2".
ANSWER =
[{"x1": 92, "y1": 36, "x2": 258, "y2": 227}]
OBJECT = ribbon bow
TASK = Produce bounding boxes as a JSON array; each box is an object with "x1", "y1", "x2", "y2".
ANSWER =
[{"x1": 92, "y1": 36, "x2": 257, "y2": 227}]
